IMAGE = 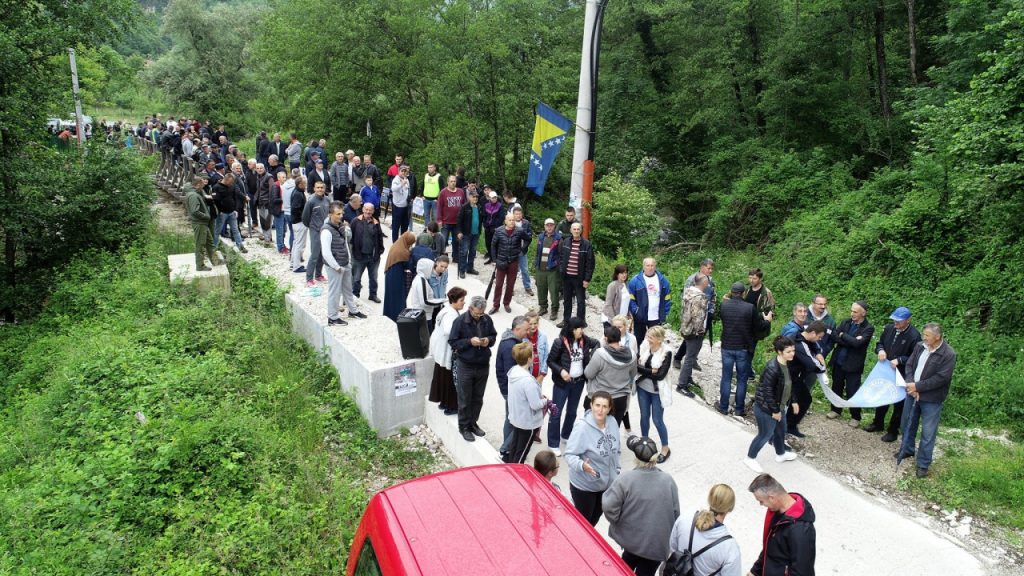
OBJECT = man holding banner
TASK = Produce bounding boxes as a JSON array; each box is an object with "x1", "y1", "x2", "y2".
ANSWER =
[
  {"x1": 826, "y1": 300, "x2": 875, "y2": 427},
  {"x1": 897, "y1": 323, "x2": 957, "y2": 478},
  {"x1": 866, "y1": 306, "x2": 922, "y2": 443}
]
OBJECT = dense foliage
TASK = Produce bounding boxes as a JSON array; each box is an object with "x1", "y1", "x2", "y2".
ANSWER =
[{"x1": 0, "y1": 234, "x2": 436, "y2": 574}]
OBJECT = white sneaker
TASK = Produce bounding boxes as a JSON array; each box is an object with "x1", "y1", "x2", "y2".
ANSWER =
[
  {"x1": 775, "y1": 452, "x2": 798, "y2": 463},
  {"x1": 552, "y1": 447, "x2": 561, "y2": 457},
  {"x1": 744, "y1": 458, "x2": 763, "y2": 473}
]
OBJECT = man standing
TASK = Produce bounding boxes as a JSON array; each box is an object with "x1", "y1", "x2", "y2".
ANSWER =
[
  {"x1": 186, "y1": 175, "x2": 222, "y2": 271},
  {"x1": 718, "y1": 282, "x2": 771, "y2": 416},
  {"x1": 321, "y1": 201, "x2": 366, "y2": 326},
  {"x1": 897, "y1": 323, "x2": 956, "y2": 478},
  {"x1": 534, "y1": 218, "x2": 562, "y2": 320},
  {"x1": 681, "y1": 258, "x2": 716, "y2": 369},
  {"x1": 390, "y1": 164, "x2": 413, "y2": 242},
  {"x1": 866, "y1": 306, "x2": 922, "y2": 442},
  {"x1": 481, "y1": 187, "x2": 505, "y2": 264},
  {"x1": 787, "y1": 321, "x2": 828, "y2": 438},
  {"x1": 511, "y1": 206, "x2": 534, "y2": 296},
  {"x1": 808, "y1": 294, "x2": 837, "y2": 358},
  {"x1": 675, "y1": 274, "x2": 709, "y2": 397},
  {"x1": 289, "y1": 173, "x2": 308, "y2": 273},
  {"x1": 211, "y1": 172, "x2": 245, "y2": 253},
  {"x1": 420, "y1": 163, "x2": 442, "y2": 225},
  {"x1": 781, "y1": 302, "x2": 809, "y2": 337},
  {"x1": 747, "y1": 474, "x2": 816, "y2": 576},
  {"x1": 438, "y1": 175, "x2": 466, "y2": 263},
  {"x1": 254, "y1": 163, "x2": 273, "y2": 243},
  {"x1": 285, "y1": 133, "x2": 302, "y2": 171},
  {"x1": 343, "y1": 193, "x2": 362, "y2": 224},
  {"x1": 449, "y1": 296, "x2": 497, "y2": 442},
  {"x1": 301, "y1": 181, "x2": 331, "y2": 287},
  {"x1": 307, "y1": 159, "x2": 332, "y2": 201},
  {"x1": 496, "y1": 316, "x2": 530, "y2": 459},
  {"x1": 455, "y1": 188, "x2": 482, "y2": 278},
  {"x1": 556, "y1": 205, "x2": 578, "y2": 237},
  {"x1": 627, "y1": 258, "x2": 671, "y2": 344},
  {"x1": 490, "y1": 214, "x2": 528, "y2": 314},
  {"x1": 557, "y1": 222, "x2": 594, "y2": 326},
  {"x1": 362, "y1": 153, "x2": 382, "y2": 190},
  {"x1": 826, "y1": 300, "x2": 874, "y2": 427},
  {"x1": 387, "y1": 154, "x2": 404, "y2": 181},
  {"x1": 350, "y1": 203, "x2": 385, "y2": 303},
  {"x1": 269, "y1": 133, "x2": 287, "y2": 166},
  {"x1": 743, "y1": 268, "x2": 777, "y2": 379},
  {"x1": 329, "y1": 152, "x2": 350, "y2": 202}
]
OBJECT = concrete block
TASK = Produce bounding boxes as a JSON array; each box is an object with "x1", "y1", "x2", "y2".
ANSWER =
[
  {"x1": 285, "y1": 294, "x2": 323, "y2": 351},
  {"x1": 423, "y1": 398, "x2": 499, "y2": 467},
  {"x1": 168, "y1": 253, "x2": 230, "y2": 293}
]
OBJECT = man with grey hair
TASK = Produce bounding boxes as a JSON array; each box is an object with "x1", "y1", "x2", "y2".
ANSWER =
[
  {"x1": 747, "y1": 473, "x2": 816, "y2": 576},
  {"x1": 496, "y1": 315, "x2": 531, "y2": 459},
  {"x1": 781, "y1": 302, "x2": 809, "y2": 337},
  {"x1": 329, "y1": 151, "x2": 350, "y2": 201},
  {"x1": 390, "y1": 164, "x2": 412, "y2": 241},
  {"x1": 676, "y1": 273, "x2": 708, "y2": 397},
  {"x1": 679, "y1": 258, "x2": 716, "y2": 370},
  {"x1": 254, "y1": 163, "x2": 273, "y2": 242},
  {"x1": 897, "y1": 323, "x2": 956, "y2": 478},
  {"x1": 449, "y1": 296, "x2": 497, "y2": 442}
]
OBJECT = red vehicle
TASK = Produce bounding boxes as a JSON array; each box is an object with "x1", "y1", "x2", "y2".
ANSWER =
[{"x1": 346, "y1": 464, "x2": 632, "y2": 575}]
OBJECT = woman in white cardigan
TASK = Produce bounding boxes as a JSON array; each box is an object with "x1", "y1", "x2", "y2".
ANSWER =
[
  {"x1": 427, "y1": 286, "x2": 467, "y2": 415},
  {"x1": 407, "y1": 257, "x2": 449, "y2": 332}
]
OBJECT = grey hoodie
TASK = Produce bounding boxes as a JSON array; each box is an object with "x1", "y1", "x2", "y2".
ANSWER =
[
  {"x1": 669, "y1": 508, "x2": 743, "y2": 576},
  {"x1": 564, "y1": 410, "x2": 620, "y2": 493},
  {"x1": 508, "y1": 365, "x2": 545, "y2": 430},
  {"x1": 584, "y1": 344, "x2": 638, "y2": 398},
  {"x1": 603, "y1": 467, "x2": 680, "y2": 562}
]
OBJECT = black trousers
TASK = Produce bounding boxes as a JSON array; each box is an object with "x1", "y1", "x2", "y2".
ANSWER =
[
  {"x1": 584, "y1": 393, "x2": 631, "y2": 431},
  {"x1": 634, "y1": 319, "x2": 662, "y2": 350},
  {"x1": 873, "y1": 400, "x2": 904, "y2": 434},
  {"x1": 484, "y1": 227, "x2": 496, "y2": 260},
  {"x1": 562, "y1": 274, "x2": 586, "y2": 321},
  {"x1": 830, "y1": 366, "x2": 863, "y2": 420},
  {"x1": 621, "y1": 550, "x2": 661, "y2": 576},
  {"x1": 569, "y1": 485, "x2": 605, "y2": 526},
  {"x1": 787, "y1": 372, "x2": 814, "y2": 431},
  {"x1": 504, "y1": 426, "x2": 537, "y2": 465},
  {"x1": 455, "y1": 361, "x2": 489, "y2": 431}
]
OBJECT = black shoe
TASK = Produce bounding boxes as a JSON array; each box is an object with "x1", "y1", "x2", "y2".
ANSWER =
[
  {"x1": 483, "y1": 259, "x2": 493, "y2": 265},
  {"x1": 672, "y1": 358, "x2": 682, "y2": 370},
  {"x1": 459, "y1": 272, "x2": 466, "y2": 279},
  {"x1": 487, "y1": 307, "x2": 500, "y2": 315},
  {"x1": 657, "y1": 448, "x2": 671, "y2": 464},
  {"x1": 881, "y1": 432, "x2": 898, "y2": 443},
  {"x1": 328, "y1": 318, "x2": 348, "y2": 326},
  {"x1": 293, "y1": 266, "x2": 306, "y2": 273},
  {"x1": 349, "y1": 311, "x2": 367, "y2": 319},
  {"x1": 864, "y1": 423, "x2": 882, "y2": 432},
  {"x1": 734, "y1": 411, "x2": 746, "y2": 418},
  {"x1": 556, "y1": 321, "x2": 566, "y2": 328},
  {"x1": 368, "y1": 296, "x2": 381, "y2": 303},
  {"x1": 716, "y1": 406, "x2": 729, "y2": 416},
  {"x1": 461, "y1": 430, "x2": 476, "y2": 442},
  {"x1": 443, "y1": 408, "x2": 458, "y2": 416},
  {"x1": 788, "y1": 427, "x2": 806, "y2": 438},
  {"x1": 500, "y1": 451, "x2": 511, "y2": 463},
  {"x1": 916, "y1": 466, "x2": 929, "y2": 478},
  {"x1": 471, "y1": 424, "x2": 486, "y2": 437},
  {"x1": 676, "y1": 386, "x2": 695, "y2": 398},
  {"x1": 467, "y1": 269, "x2": 479, "y2": 275},
  {"x1": 196, "y1": 265, "x2": 212, "y2": 271},
  {"x1": 239, "y1": 246, "x2": 248, "y2": 253},
  {"x1": 693, "y1": 363, "x2": 702, "y2": 372}
]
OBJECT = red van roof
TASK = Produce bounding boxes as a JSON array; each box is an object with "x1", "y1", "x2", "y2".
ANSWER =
[{"x1": 355, "y1": 464, "x2": 631, "y2": 575}]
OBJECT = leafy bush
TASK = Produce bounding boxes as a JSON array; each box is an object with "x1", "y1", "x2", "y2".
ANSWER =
[
  {"x1": 0, "y1": 233, "x2": 436, "y2": 574},
  {"x1": 590, "y1": 171, "x2": 660, "y2": 259}
]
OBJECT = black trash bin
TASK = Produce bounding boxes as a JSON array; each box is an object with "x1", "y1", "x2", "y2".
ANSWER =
[{"x1": 396, "y1": 308, "x2": 430, "y2": 359}]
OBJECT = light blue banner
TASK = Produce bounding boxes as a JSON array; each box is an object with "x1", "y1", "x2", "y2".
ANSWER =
[{"x1": 820, "y1": 360, "x2": 907, "y2": 408}]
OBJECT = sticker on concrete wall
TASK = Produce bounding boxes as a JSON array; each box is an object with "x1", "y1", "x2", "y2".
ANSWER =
[{"x1": 394, "y1": 363, "x2": 417, "y2": 397}]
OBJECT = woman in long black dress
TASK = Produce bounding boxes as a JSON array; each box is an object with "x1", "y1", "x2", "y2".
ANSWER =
[{"x1": 382, "y1": 231, "x2": 418, "y2": 321}]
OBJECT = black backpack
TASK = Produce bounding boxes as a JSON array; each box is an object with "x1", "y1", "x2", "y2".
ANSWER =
[{"x1": 662, "y1": 512, "x2": 733, "y2": 576}]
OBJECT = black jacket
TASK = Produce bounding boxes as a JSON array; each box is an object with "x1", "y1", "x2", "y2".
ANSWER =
[
  {"x1": 290, "y1": 187, "x2": 306, "y2": 222},
  {"x1": 637, "y1": 349, "x2": 673, "y2": 390},
  {"x1": 755, "y1": 358, "x2": 797, "y2": 414},
  {"x1": 791, "y1": 333, "x2": 826, "y2": 385},
  {"x1": 457, "y1": 202, "x2": 484, "y2": 237},
  {"x1": 349, "y1": 216, "x2": 385, "y2": 260},
  {"x1": 750, "y1": 493, "x2": 816, "y2": 576},
  {"x1": 904, "y1": 340, "x2": 957, "y2": 403},
  {"x1": 256, "y1": 138, "x2": 273, "y2": 161},
  {"x1": 307, "y1": 169, "x2": 332, "y2": 196},
  {"x1": 556, "y1": 236, "x2": 595, "y2": 281},
  {"x1": 211, "y1": 182, "x2": 236, "y2": 214},
  {"x1": 449, "y1": 312, "x2": 498, "y2": 366},
  {"x1": 719, "y1": 296, "x2": 769, "y2": 351},
  {"x1": 491, "y1": 226, "x2": 529, "y2": 267},
  {"x1": 268, "y1": 140, "x2": 287, "y2": 162},
  {"x1": 254, "y1": 173, "x2": 273, "y2": 207},
  {"x1": 874, "y1": 323, "x2": 922, "y2": 377},
  {"x1": 547, "y1": 334, "x2": 600, "y2": 387},
  {"x1": 830, "y1": 318, "x2": 875, "y2": 373}
]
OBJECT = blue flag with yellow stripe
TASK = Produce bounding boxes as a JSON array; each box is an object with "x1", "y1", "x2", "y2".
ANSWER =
[{"x1": 526, "y1": 102, "x2": 572, "y2": 197}]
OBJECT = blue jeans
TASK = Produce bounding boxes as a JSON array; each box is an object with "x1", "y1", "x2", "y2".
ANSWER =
[
  {"x1": 215, "y1": 212, "x2": 243, "y2": 248},
  {"x1": 636, "y1": 387, "x2": 668, "y2": 445},
  {"x1": 422, "y1": 198, "x2": 436, "y2": 225},
  {"x1": 440, "y1": 223, "x2": 460, "y2": 264},
  {"x1": 273, "y1": 213, "x2": 287, "y2": 251},
  {"x1": 899, "y1": 397, "x2": 944, "y2": 470},
  {"x1": 548, "y1": 377, "x2": 585, "y2": 449},
  {"x1": 461, "y1": 233, "x2": 479, "y2": 271},
  {"x1": 720, "y1": 348, "x2": 751, "y2": 414},
  {"x1": 518, "y1": 253, "x2": 532, "y2": 290},
  {"x1": 748, "y1": 404, "x2": 786, "y2": 458}
]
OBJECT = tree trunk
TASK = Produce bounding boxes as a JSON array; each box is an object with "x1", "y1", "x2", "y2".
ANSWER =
[
  {"x1": 0, "y1": 127, "x2": 17, "y2": 322},
  {"x1": 906, "y1": 0, "x2": 918, "y2": 85},
  {"x1": 486, "y1": 56, "x2": 507, "y2": 191},
  {"x1": 745, "y1": 8, "x2": 766, "y2": 134},
  {"x1": 874, "y1": 0, "x2": 892, "y2": 121}
]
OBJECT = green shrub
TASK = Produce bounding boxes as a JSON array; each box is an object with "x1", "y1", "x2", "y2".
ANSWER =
[{"x1": 590, "y1": 171, "x2": 660, "y2": 259}]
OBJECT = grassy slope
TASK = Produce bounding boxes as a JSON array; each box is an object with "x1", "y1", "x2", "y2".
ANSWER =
[{"x1": 0, "y1": 231, "x2": 436, "y2": 574}]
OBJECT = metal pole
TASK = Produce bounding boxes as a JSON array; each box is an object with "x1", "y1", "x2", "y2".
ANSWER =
[
  {"x1": 569, "y1": 0, "x2": 606, "y2": 239},
  {"x1": 68, "y1": 48, "x2": 85, "y2": 148}
]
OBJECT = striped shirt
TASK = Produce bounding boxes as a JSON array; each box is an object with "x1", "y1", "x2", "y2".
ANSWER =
[{"x1": 566, "y1": 239, "x2": 581, "y2": 276}]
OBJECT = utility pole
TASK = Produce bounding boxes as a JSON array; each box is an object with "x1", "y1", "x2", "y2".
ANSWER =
[
  {"x1": 569, "y1": 0, "x2": 607, "y2": 239},
  {"x1": 68, "y1": 48, "x2": 85, "y2": 148}
]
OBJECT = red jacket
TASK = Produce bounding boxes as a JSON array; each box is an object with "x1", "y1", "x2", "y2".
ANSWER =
[{"x1": 437, "y1": 187, "x2": 466, "y2": 225}]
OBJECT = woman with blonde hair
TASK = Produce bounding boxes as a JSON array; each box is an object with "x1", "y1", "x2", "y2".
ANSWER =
[{"x1": 668, "y1": 484, "x2": 742, "y2": 576}]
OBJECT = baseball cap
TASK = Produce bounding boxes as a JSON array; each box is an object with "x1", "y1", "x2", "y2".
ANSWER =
[
  {"x1": 488, "y1": 191, "x2": 498, "y2": 198},
  {"x1": 889, "y1": 306, "x2": 911, "y2": 321},
  {"x1": 730, "y1": 282, "x2": 745, "y2": 294},
  {"x1": 544, "y1": 218, "x2": 555, "y2": 225},
  {"x1": 626, "y1": 435, "x2": 659, "y2": 463},
  {"x1": 483, "y1": 183, "x2": 492, "y2": 189}
]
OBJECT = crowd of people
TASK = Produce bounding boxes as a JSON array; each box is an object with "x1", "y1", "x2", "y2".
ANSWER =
[{"x1": 153, "y1": 115, "x2": 958, "y2": 576}]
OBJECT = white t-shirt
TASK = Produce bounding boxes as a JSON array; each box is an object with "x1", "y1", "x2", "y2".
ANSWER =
[
  {"x1": 619, "y1": 284, "x2": 631, "y2": 317},
  {"x1": 569, "y1": 341, "x2": 585, "y2": 378},
  {"x1": 645, "y1": 274, "x2": 660, "y2": 321}
]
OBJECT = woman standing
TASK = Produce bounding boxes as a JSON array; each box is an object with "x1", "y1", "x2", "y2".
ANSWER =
[
  {"x1": 602, "y1": 264, "x2": 631, "y2": 329},
  {"x1": 382, "y1": 231, "x2": 418, "y2": 321},
  {"x1": 603, "y1": 435, "x2": 680, "y2": 576},
  {"x1": 636, "y1": 325, "x2": 673, "y2": 463},
  {"x1": 407, "y1": 256, "x2": 449, "y2": 333},
  {"x1": 612, "y1": 314, "x2": 638, "y2": 359},
  {"x1": 585, "y1": 325, "x2": 637, "y2": 435},
  {"x1": 745, "y1": 336, "x2": 799, "y2": 473},
  {"x1": 429, "y1": 287, "x2": 467, "y2": 415},
  {"x1": 564, "y1": 391, "x2": 620, "y2": 526},
  {"x1": 546, "y1": 317, "x2": 599, "y2": 456},
  {"x1": 668, "y1": 484, "x2": 742, "y2": 576},
  {"x1": 505, "y1": 342, "x2": 549, "y2": 464}
]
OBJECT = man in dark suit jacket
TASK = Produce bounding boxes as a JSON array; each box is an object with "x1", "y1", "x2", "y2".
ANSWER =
[
  {"x1": 867, "y1": 306, "x2": 922, "y2": 442},
  {"x1": 306, "y1": 159, "x2": 332, "y2": 197},
  {"x1": 269, "y1": 132, "x2": 287, "y2": 162},
  {"x1": 897, "y1": 323, "x2": 956, "y2": 478},
  {"x1": 827, "y1": 300, "x2": 875, "y2": 426}
]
